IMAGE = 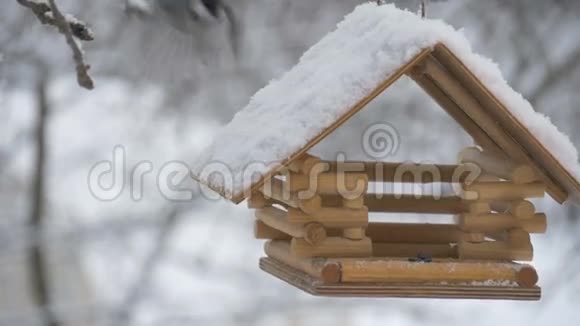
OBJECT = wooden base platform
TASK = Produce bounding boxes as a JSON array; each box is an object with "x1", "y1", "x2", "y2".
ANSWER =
[{"x1": 260, "y1": 257, "x2": 541, "y2": 300}]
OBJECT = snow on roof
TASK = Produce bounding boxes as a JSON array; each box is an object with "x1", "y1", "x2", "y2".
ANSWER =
[{"x1": 191, "y1": 3, "x2": 580, "y2": 201}]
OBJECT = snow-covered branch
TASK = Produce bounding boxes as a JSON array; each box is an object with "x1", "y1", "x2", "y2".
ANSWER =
[
  {"x1": 16, "y1": 0, "x2": 94, "y2": 41},
  {"x1": 16, "y1": 0, "x2": 95, "y2": 89}
]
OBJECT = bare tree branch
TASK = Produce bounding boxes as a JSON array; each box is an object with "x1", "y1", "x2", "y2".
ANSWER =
[
  {"x1": 28, "y1": 77, "x2": 60, "y2": 326},
  {"x1": 17, "y1": 0, "x2": 95, "y2": 89},
  {"x1": 108, "y1": 207, "x2": 184, "y2": 326},
  {"x1": 45, "y1": 0, "x2": 94, "y2": 89},
  {"x1": 16, "y1": 0, "x2": 94, "y2": 41}
]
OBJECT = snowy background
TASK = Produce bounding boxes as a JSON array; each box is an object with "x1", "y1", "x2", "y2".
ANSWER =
[{"x1": 1, "y1": 0, "x2": 579, "y2": 325}]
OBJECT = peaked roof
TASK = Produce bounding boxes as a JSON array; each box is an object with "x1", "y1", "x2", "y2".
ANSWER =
[{"x1": 191, "y1": 3, "x2": 580, "y2": 204}]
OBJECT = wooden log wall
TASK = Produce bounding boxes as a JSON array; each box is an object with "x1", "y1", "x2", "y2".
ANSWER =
[
  {"x1": 455, "y1": 147, "x2": 547, "y2": 262},
  {"x1": 251, "y1": 149, "x2": 548, "y2": 287},
  {"x1": 252, "y1": 153, "x2": 372, "y2": 258}
]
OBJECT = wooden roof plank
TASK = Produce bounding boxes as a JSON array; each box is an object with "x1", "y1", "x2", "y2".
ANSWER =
[
  {"x1": 408, "y1": 69, "x2": 504, "y2": 154},
  {"x1": 432, "y1": 44, "x2": 577, "y2": 203},
  {"x1": 423, "y1": 52, "x2": 569, "y2": 203}
]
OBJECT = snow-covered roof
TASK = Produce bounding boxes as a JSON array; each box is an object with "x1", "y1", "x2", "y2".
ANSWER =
[{"x1": 191, "y1": 3, "x2": 580, "y2": 203}]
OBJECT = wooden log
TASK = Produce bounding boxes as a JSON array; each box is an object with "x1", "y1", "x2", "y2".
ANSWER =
[
  {"x1": 256, "y1": 222, "x2": 484, "y2": 244},
  {"x1": 336, "y1": 257, "x2": 538, "y2": 287},
  {"x1": 287, "y1": 153, "x2": 325, "y2": 175},
  {"x1": 264, "y1": 240, "x2": 341, "y2": 283},
  {"x1": 254, "y1": 220, "x2": 290, "y2": 240},
  {"x1": 288, "y1": 172, "x2": 368, "y2": 194},
  {"x1": 247, "y1": 192, "x2": 272, "y2": 209},
  {"x1": 342, "y1": 196, "x2": 365, "y2": 209},
  {"x1": 364, "y1": 194, "x2": 464, "y2": 214},
  {"x1": 372, "y1": 243, "x2": 457, "y2": 258},
  {"x1": 474, "y1": 174, "x2": 502, "y2": 182},
  {"x1": 460, "y1": 147, "x2": 512, "y2": 178},
  {"x1": 291, "y1": 237, "x2": 372, "y2": 258},
  {"x1": 462, "y1": 182, "x2": 546, "y2": 201},
  {"x1": 516, "y1": 265, "x2": 540, "y2": 288},
  {"x1": 408, "y1": 71, "x2": 504, "y2": 154},
  {"x1": 300, "y1": 195, "x2": 322, "y2": 214},
  {"x1": 511, "y1": 166, "x2": 540, "y2": 184},
  {"x1": 260, "y1": 178, "x2": 322, "y2": 214},
  {"x1": 457, "y1": 213, "x2": 547, "y2": 234},
  {"x1": 255, "y1": 207, "x2": 327, "y2": 245},
  {"x1": 457, "y1": 240, "x2": 533, "y2": 261},
  {"x1": 261, "y1": 257, "x2": 541, "y2": 298},
  {"x1": 510, "y1": 200, "x2": 536, "y2": 218},
  {"x1": 303, "y1": 223, "x2": 328, "y2": 246},
  {"x1": 459, "y1": 147, "x2": 539, "y2": 183},
  {"x1": 507, "y1": 229, "x2": 531, "y2": 248},
  {"x1": 468, "y1": 201, "x2": 491, "y2": 215},
  {"x1": 286, "y1": 171, "x2": 309, "y2": 191},
  {"x1": 287, "y1": 172, "x2": 368, "y2": 197},
  {"x1": 391, "y1": 162, "x2": 447, "y2": 184},
  {"x1": 343, "y1": 228, "x2": 366, "y2": 240},
  {"x1": 287, "y1": 206, "x2": 368, "y2": 229},
  {"x1": 260, "y1": 178, "x2": 297, "y2": 206},
  {"x1": 485, "y1": 231, "x2": 508, "y2": 242},
  {"x1": 321, "y1": 194, "x2": 467, "y2": 214},
  {"x1": 491, "y1": 200, "x2": 535, "y2": 219},
  {"x1": 325, "y1": 161, "x2": 479, "y2": 184},
  {"x1": 255, "y1": 207, "x2": 303, "y2": 238},
  {"x1": 255, "y1": 221, "x2": 344, "y2": 241},
  {"x1": 366, "y1": 223, "x2": 484, "y2": 244},
  {"x1": 490, "y1": 201, "x2": 511, "y2": 213},
  {"x1": 256, "y1": 221, "x2": 485, "y2": 246}
]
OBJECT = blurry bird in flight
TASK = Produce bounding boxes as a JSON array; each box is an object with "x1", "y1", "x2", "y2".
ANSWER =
[{"x1": 153, "y1": 0, "x2": 241, "y2": 57}]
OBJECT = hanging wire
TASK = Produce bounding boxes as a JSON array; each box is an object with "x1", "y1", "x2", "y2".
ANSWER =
[
  {"x1": 375, "y1": 0, "x2": 430, "y2": 19},
  {"x1": 421, "y1": 0, "x2": 429, "y2": 18}
]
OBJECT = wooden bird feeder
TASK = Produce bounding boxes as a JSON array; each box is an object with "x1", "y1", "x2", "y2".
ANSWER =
[{"x1": 191, "y1": 5, "x2": 580, "y2": 301}]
